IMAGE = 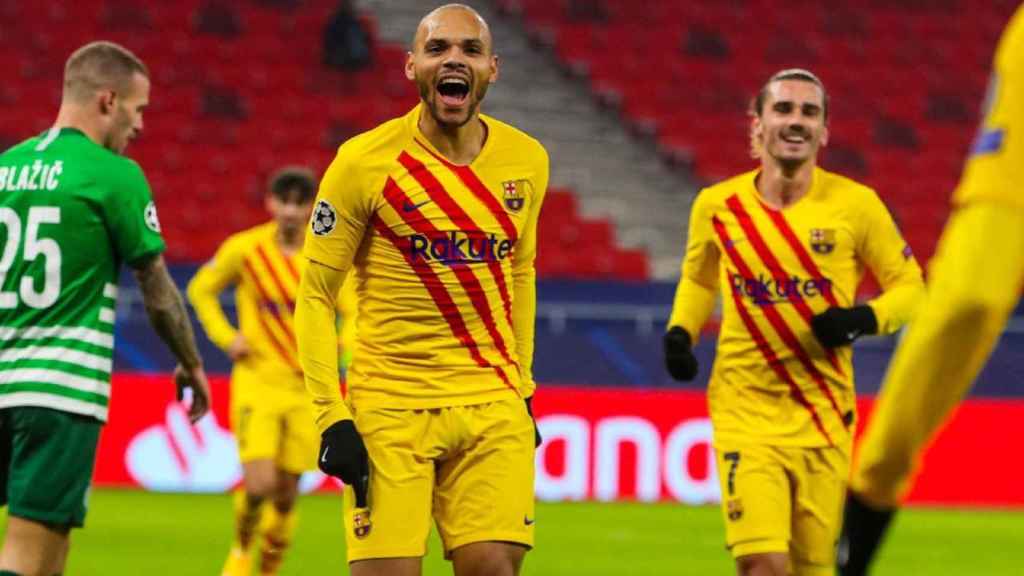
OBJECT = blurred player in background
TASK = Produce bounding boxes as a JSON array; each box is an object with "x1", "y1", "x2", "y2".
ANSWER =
[
  {"x1": 839, "y1": 6, "x2": 1024, "y2": 576},
  {"x1": 188, "y1": 167, "x2": 356, "y2": 576},
  {"x1": 0, "y1": 41, "x2": 210, "y2": 576},
  {"x1": 664, "y1": 69, "x2": 924, "y2": 575},
  {"x1": 295, "y1": 4, "x2": 546, "y2": 576}
]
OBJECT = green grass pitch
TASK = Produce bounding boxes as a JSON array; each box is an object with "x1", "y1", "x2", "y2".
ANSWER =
[{"x1": 3, "y1": 490, "x2": 1019, "y2": 575}]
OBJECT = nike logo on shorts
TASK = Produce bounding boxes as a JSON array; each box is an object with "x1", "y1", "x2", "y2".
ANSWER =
[
  {"x1": 321, "y1": 446, "x2": 329, "y2": 463},
  {"x1": 524, "y1": 515, "x2": 535, "y2": 526}
]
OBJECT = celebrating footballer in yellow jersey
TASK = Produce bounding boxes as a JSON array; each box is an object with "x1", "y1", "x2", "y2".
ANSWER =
[
  {"x1": 673, "y1": 168, "x2": 922, "y2": 448},
  {"x1": 295, "y1": 5, "x2": 546, "y2": 574},
  {"x1": 188, "y1": 167, "x2": 355, "y2": 576},
  {"x1": 665, "y1": 69, "x2": 923, "y2": 576},
  {"x1": 840, "y1": 7, "x2": 1024, "y2": 576},
  {"x1": 302, "y1": 103, "x2": 546, "y2": 417}
]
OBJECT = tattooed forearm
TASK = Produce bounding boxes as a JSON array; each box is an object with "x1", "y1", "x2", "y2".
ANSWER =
[{"x1": 132, "y1": 255, "x2": 203, "y2": 370}]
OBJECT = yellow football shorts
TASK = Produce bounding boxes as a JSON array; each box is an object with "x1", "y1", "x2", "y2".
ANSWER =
[
  {"x1": 230, "y1": 368, "x2": 318, "y2": 474},
  {"x1": 342, "y1": 396, "x2": 535, "y2": 563},
  {"x1": 714, "y1": 441, "x2": 850, "y2": 574}
]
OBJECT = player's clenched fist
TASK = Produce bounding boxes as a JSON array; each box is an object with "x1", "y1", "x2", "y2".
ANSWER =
[
  {"x1": 319, "y1": 420, "x2": 369, "y2": 488},
  {"x1": 811, "y1": 306, "x2": 878, "y2": 348},
  {"x1": 664, "y1": 326, "x2": 699, "y2": 382}
]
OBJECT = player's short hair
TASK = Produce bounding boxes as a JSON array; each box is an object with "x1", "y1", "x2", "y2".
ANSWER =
[
  {"x1": 63, "y1": 41, "x2": 149, "y2": 103},
  {"x1": 267, "y1": 166, "x2": 317, "y2": 203},
  {"x1": 751, "y1": 68, "x2": 829, "y2": 119}
]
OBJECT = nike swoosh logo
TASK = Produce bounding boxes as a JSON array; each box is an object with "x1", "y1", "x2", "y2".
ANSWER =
[
  {"x1": 403, "y1": 199, "x2": 431, "y2": 212},
  {"x1": 524, "y1": 515, "x2": 535, "y2": 526},
  {"x1": 321, "y1": 446, "x2": 329, "y2": 463}
]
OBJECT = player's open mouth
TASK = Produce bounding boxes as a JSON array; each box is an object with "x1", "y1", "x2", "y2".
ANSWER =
[
  {"x1": 437, "y1": 76, "x2": 470, "y2": 107},
  {"x1": 781, "y1": 133, "x2": 807, "y2": 143}
]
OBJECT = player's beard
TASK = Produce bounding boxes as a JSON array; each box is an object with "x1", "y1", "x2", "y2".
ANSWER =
[{"x1": 418, "y1": 74, "x2": 490, "y2": 129}]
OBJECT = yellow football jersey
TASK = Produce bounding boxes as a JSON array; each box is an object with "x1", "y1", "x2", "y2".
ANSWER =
[
  {"x1": 954, "y1": 4, "x2": 1024, "y2": 209},
  {"x1": 188, "y1": 222, "x2": 357, "y2": 388},
  {"x1": 302, "y1": 104, "x2": 548, "y2": 420},
  {"x1": 669, "y1": 168, "x2": 924, "y2": 447}
]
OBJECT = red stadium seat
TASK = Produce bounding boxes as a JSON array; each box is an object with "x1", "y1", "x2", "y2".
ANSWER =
[{"x1": 519, "y1": 0, "x2": 1015, "y2": 260}]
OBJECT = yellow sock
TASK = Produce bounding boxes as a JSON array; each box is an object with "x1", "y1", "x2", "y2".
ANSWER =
[{"x1": 257, "y1": 506, "x2": 297, "y2": 576}]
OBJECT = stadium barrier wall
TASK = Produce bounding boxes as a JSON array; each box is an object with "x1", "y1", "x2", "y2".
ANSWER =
[{"x1": 96, "y1": 374, "x2": 1023, "y2": 508}]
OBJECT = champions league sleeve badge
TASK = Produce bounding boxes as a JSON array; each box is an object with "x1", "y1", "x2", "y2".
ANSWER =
[
  {"x1": 311, "y1": 199, "x2": 337, "y2": 236},
  {"x1": 144, "y1": 201, "x2": 161, "y2": 233}
]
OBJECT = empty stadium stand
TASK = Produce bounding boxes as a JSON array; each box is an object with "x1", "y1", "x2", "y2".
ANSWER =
[
  {"x1": 0, "y1": 0, "x2": 649, "y2": 279},
  {"x1": 501, "y1": 0, "x2": 1018, "y2": 264}
]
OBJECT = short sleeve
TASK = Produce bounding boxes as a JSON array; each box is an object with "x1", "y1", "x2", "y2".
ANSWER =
[{"x1": 102, "y1": 160, "x2": 165, "y2": 267}]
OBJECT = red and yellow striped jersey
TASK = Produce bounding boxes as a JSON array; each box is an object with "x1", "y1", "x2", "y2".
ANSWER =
[
  {"x1": 669, "y1": 168, "x2": 924, "y2": 447},
  {"x1": 188, "y1": 221, "x2": 357, "y2": 389},
  {"x1": 954, "y1": 4, "x2": 1024, "y2": 209},
  {"x1": 301, "y1": 104, "x2": 548, "y2": 418}
]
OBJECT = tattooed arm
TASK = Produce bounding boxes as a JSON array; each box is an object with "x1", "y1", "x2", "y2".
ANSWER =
[{"x1": 132, "y1": 254, "x2": 210, "y2": 422}]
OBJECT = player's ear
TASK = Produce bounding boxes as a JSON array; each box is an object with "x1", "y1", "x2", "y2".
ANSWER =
[
  {"x1": 405, "y1": 51, "x2": 416, "y2": 81},
  {"x1": 749, "y1": 115, "x2": 764, "y2": 159},
  {"x1": 750, "y1": 115, "x2": 764, "y2": 141},
  {"x1": 98, "y1": 89, "x2": 116, "y2": 116},
  {"x1": 488, "y1": 54, "x2": 499, "y2": 84},
  {"x1": 820, "y1": 124, "x2": 829, "y2": 148}
]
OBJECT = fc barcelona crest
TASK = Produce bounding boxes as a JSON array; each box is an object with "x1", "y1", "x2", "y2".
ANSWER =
[
  {"x1": 502, "y1": 179, "x2": 530, "y2": 213},
  {"x1": 809, "y1": 228, "x2": 836, "y2": 254}
]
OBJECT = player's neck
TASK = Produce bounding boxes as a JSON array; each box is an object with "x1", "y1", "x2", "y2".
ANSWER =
[
  {"x1": 53, "y1": 104, "x2": 103, "y2": 146},
  {"x1": 418, "y1": 111, "x2": 487, "y2": 165},
  {"x1": 758, "y1": 160, "x2": 815, "y2": 209}
]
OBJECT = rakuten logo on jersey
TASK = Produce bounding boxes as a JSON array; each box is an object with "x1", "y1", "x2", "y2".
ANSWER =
[
  {"x1": 409, "y1": 231, "x2": 513, "y2": 264},
  {"x1": 730, "y1": 273, "x2": 832, "y2": 305}
]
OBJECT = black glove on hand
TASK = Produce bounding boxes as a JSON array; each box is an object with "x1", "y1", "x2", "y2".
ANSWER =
[
  {"x1": 664, "y1": 326, "x2": 699, "y2": 381},
  {"x1": 811, "y1": 306, "x2": 878, "y2": 348},
  {"x1": 525, "y1": 396, "x2": 542, "y2": 447},
  {"x1": 319, "y1": 419, "x2": 369, "y2": 504}
]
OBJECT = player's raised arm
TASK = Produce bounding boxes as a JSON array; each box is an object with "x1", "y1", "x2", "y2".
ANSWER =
[
  {"x1": 855, "y1": 190, "x2": 925, "y2": 335},
  {"x1": 132, "y1": 254, "x2": 210, "y2": 422},
  {"x1": 186, "y1": 236, "x2": 244, "y2": 352},
  {"x1": 665, "y1": 190, "x2": 721, "y2": 382}
]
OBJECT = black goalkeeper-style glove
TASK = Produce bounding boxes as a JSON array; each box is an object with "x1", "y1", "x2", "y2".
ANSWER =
[
  {"x1": 525, "y1": 396, "x2": 542, "y2": 447},
  {"x1": 664, "y1": 326, "x2": 699, "y2": 382},
  {"x1": 811, "y1": 306, "x2": 878, "y2": 348},
  {"x1": 319, "y1": 420, "x2": 369, "y2": 504}
]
